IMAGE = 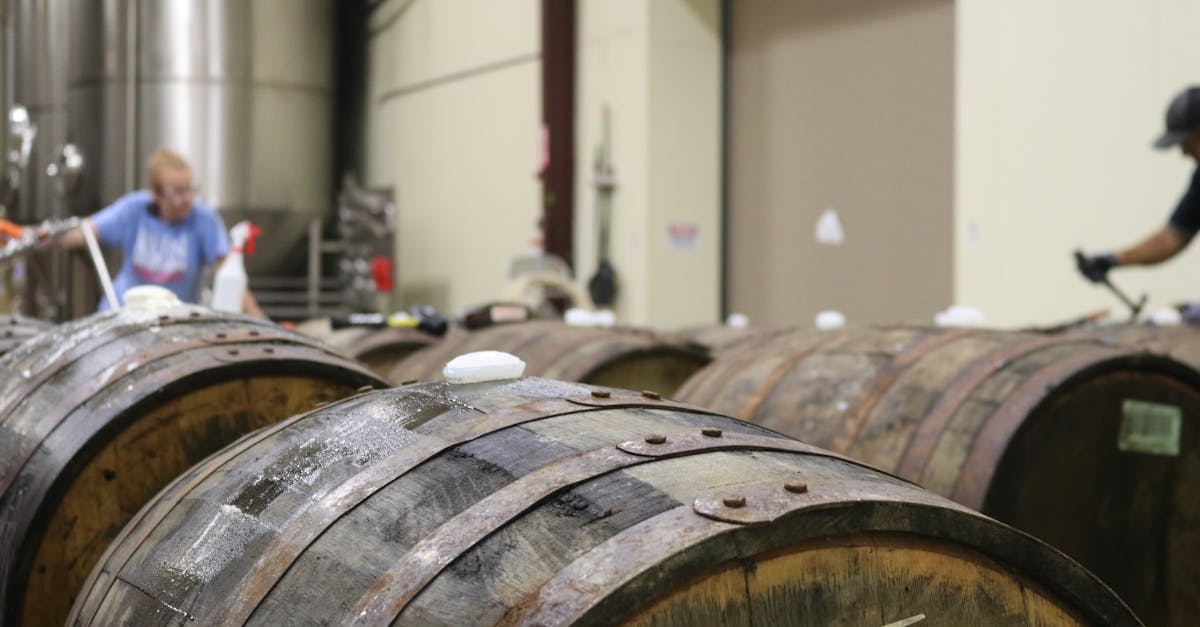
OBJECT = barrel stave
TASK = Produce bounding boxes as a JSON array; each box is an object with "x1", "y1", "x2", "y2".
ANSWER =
[{"x1": 243, "y1": 405, "x2": 781, "y2": 624}]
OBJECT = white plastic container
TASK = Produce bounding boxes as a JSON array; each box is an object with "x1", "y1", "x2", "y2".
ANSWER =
[{"x1": 212, "y1": 221, "x2": 259, "y2": 313}]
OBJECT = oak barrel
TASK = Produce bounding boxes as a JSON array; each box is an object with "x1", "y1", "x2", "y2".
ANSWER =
[
  {"x1": 676, "y1": 324, "x2": 1200, "y2": 626},
  {"x1": 1068, "y1": 321, "x2": 1200, "y2": 372},
  {"x1": 69, "y1": 376, "x2": 1136, "y2": 626},
  {"x1": 387, "y1": 320, "x2": 709, "y2": 395},
  {"x1": 0, "y1": 305, "x2": 388, "y2": 626},
  {"x1": 0, "y1": 314, "x2": 50, "y2": 357},
  {"x1": 326, "y1": 326, "x2": 440, "y2": 377},
  {"x1": 666, "y1": 323, "x2": 793, "y2": 356}
]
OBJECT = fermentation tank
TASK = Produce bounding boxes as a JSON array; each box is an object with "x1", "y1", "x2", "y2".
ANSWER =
[{"x1": 66, "y1": 0, "x2": 334, "y2": 275}]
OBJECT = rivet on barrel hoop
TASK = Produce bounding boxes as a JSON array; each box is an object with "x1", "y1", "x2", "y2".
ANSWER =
[
  {"x1": 591, "y1": 390, "x2": 611, "y2": 399},
  {"x1": 249, "y1": 330, "x2": 260, "y2": 337},
  {"x1": 228, "y1": 349, "x2": 239, "y2": 356},
  {"x1": 641, "y1": 390, "x2": 662, "y2": 400},
  {"x1": 263, "y1": 347, "x2": 274, "y2": 354},
  {"x1": 216, "y1": 333, "x2": 227, "y2": 339},
  {"x1": 723, "y1": 495, "x2": 746, "y2": 508},
  {"x1": 644, "y1": 434, "x2": 667, "y2": 445},
  {"x1": 701, "y1": 427, "x2": 723, "y2": 437},
  {"x1": 157, "y1": 314, "x2": 169, "y2": 322},
  {"x1": 190, "y1": 311, "x2": 201, "y2": 317},
  {"x1": 784, "y1": 481, "x2": 809, "y2": 494}
]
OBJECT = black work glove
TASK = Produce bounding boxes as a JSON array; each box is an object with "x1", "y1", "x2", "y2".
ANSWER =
[{"x1": 1075, "y1": 251, "x2": 1119, "y2": 283}]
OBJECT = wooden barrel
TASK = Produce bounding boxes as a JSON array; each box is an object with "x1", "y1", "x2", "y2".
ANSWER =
[
  {"x1": 0, "y1": 306, "x2": 389, "y2": 627},
  {"x1": 70, "y1": 377, "x2": 1136, "y2": 626},
  {"x1": 676, "y1": 324, "x2": 1200, "y2": 626},
  {"x1": 666, "y1": 323, "x2": 801, "y2": 357},
  {"x1": 1068, "y1": 322, "x2": 1200, "y2": 372},
  {"x1": 326, "y1": 326, "x2": 440, "y2": 377},
  {"x1": 0, "y1": 314, "x2": 50, "y2": 357},
  {"x1": 387, "y1": 320, "x2": 710, "y2": 395}
]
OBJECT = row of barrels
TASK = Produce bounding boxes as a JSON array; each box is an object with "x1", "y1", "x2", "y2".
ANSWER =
[
  {"x1": 1, "y1": 309, "x2": 1196, "y2": 624},
  {"x1": 326, "y1": 318, "x2": 1200, "y2": 626}
]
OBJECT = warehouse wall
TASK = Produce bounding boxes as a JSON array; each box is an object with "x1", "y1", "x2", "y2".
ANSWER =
[
  {"x1": 957, "y1": 0, "x2": 1200, "y2": 327},
  {"x1": 726, "y1": 0, "x2": 954, "y2": 328},
  {"x1": 364, "y1": 0, "x2": 542, "y2": 314},
  {"x1": 575, "y1": 0, "x2": 721, "y2": 328}
]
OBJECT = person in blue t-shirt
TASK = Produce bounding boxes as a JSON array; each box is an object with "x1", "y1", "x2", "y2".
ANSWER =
[
  {"x1": 54, "y1": 149, "x2": 263, "y2": 315},
  {"x1": 1077, "y1": 86, "x2": 1200, "y2": 287}
]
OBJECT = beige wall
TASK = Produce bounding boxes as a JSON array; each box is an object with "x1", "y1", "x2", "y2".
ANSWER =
[
  {"x1": 364, "y1": 0, "x2": 541, "y2": 314},
  {"x1": 957, "y1": 0, "x2": 1200, "y2": 327},
  {"x1": 576, "y1": 0, "x2": 721, "y2": 328}
]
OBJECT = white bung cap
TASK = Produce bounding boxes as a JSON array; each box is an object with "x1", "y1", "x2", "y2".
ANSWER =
[
  {"x1": 123, "y1": 285, "x2": 181, "y2": 311},
  {"x1": 934, "y1": 305, "x2": 986, "y2": 327},
  {"x1": 1149, "y1": 308, "x2": 1182, "y2": 326},
  {"x1": 815, "y1": 310, "x2": 846, "y2": 331},
  {"x1": 443, "y1": 351, "x2": 527, "y2": 383},
  {"x1": 726, "y1": 313, "x2": 750, "y2": 328}
]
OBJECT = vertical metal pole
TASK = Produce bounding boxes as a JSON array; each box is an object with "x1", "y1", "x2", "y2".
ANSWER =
[
  {"x1": 125, "y1": 0, "x2": 137, "y2": 191},
  {"x1": 540, "y1": 0, "x2": 575, "y2": 269},
  {"x1": 308, "y1": 218, "x2": 320, "y2": 316}
]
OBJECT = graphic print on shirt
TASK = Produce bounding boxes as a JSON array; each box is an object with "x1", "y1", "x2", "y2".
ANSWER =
[{"x1": 130, "y1": 227, "x2": 189, "y2": 283}]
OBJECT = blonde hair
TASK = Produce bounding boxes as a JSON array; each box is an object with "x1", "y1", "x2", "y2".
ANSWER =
[{"x1": 145, "y1": 149, "x2": 191, "y2": 190}]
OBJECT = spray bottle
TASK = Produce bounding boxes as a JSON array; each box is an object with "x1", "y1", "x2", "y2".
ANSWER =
[{"x1": 212, "y1": 220, "x2": 261, "y2": 313}]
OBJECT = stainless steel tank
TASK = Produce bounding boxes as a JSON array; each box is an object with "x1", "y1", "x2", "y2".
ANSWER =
[
  {"x1": 67, "y1": 0, "x2": 335, "y2": 275},
  {"x1": 11, "y1": 0, "x2": 70, "y2": 224}
]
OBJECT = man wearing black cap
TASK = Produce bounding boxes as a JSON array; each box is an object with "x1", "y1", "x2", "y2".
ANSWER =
[{"x1": 1076, "y1": 86, "x2": 1200, "y2": 284}]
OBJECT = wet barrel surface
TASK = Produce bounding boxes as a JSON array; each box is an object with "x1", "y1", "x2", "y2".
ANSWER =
[
  {"x1": 0, "y1": 315, "x2": 50, "y2": 357},
  {"x1": 71, "y1": 377, "x2": 1136, "y2": 626}
]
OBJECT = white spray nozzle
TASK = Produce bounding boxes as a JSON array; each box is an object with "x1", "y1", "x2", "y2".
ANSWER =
[{"x1": 228, "y1": 221, "x2": 261, "y2": 255}]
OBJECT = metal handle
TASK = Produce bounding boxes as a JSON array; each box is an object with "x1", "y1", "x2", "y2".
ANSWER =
[{"x1": 77, "y1": 219, "x2": 119, "y2": 310}]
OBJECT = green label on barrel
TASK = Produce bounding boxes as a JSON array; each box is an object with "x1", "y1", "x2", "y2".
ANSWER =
[{"x1": 1118, "y1": 399, "x2": 1182, "y2": 457}]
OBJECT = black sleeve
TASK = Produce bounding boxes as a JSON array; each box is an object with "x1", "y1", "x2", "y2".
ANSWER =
[{"x1": 1168, "y1": 166, "x2": 1200, "y2": 234}]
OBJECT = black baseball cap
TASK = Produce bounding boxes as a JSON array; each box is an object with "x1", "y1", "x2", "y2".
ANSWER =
[{"x1": 1153, "y1": 86, "x2": 1200, "y2": 149}]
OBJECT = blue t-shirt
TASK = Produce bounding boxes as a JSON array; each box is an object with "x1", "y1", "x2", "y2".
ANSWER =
[
  {"x1": 1168, "y1": 165, "x2": 1200, "y2": 234},
  {"x1": 91, "y1": 190, "x2": 230, "y2": 309}
]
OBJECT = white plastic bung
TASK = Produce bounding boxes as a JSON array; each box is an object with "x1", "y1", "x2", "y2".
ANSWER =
[
  {"x1": 592, "y1": 310, "x2": 616, "y2": 327},
  {"x1": 122, "y1": 285, "x2": 181, "y2": 311},
  {"x1": 564, "y1": 308, "x2": 592, "y2": 326},
  {"x1": 934, "y1": 305, "x2": 986, "y2": 327},
  {"x1": 1149, "y1": 308, "x2": 1182, "y2": 326},
  {"x1": 443, "y1": 351, "x2": 527, "y2": 383},
  {"x1": 815, "y1": 310, "x2": 846, "y2": 331},
  {"x1": 726, "y1": 313, "x2": 750, "y2": 328}
]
